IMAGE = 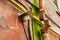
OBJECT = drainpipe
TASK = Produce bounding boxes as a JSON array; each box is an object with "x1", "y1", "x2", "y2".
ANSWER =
[
  {"x1": 39, "y1": 0, "x2": 50, "y2": 40},
  {"x1": 39, "y1": 0, "x2": 45, "y2": 21}
]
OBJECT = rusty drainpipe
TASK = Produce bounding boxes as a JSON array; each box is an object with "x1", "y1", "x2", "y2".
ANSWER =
[{"x1": 39, "y1": 0, "x2": 50, "y2": 40}]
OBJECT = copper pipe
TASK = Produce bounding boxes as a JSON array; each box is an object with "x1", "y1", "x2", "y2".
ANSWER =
[
  {"x1": 7, "y1": 0, "x2": 44, "y2": 26},
  {"x1": 39, "y1": 0, "x2": 44, "y2": 9},
  {"x1": 41, "y1": 20, "x2": 50, "y2": 33},
  {"x1": 7, "y1": 0, "x2": 27, "y2": 12},
  {"x1": 39, "y1": 0, "x2": 45, "y2": 21},
  {"x1": 18, "y1": 11, "x2": 44, "y2": 26}
]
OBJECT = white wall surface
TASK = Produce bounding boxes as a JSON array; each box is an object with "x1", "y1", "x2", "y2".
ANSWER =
[{"x1": 57, "y1": 0, "x2": 60, "y2": 9}]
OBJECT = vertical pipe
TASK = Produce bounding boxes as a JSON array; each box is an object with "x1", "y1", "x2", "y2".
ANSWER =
[
  {"x1": 39, "y1": 0, "x2": 45, "y2": 21},
  {"x1": 28, "y1": 20, "x2": 32, "y2": 40},
  {"x1": 39, "y1": 0, "x2": 44, "y2": 9},
  {"x1": 39, "y1": 0, "x2": 44, "y2": 40}
]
